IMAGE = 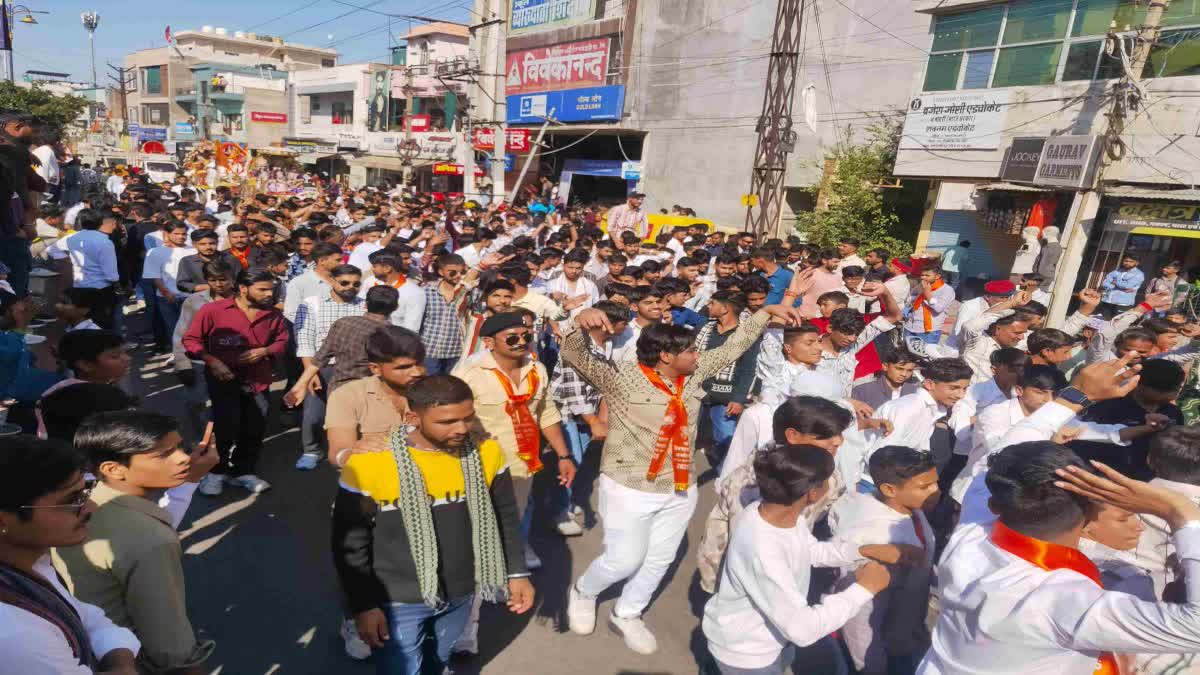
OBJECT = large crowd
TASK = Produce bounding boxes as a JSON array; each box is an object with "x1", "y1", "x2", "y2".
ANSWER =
[{"x1": 3, "y1": 109, "x2": 1200, "y2": 675}]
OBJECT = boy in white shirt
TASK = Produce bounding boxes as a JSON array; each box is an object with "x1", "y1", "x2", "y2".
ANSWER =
[
  {"x1": 830, "y1": 446, "x2": 939, "y2": 674},
  {"x1": 703, "y1": 443, "x2": 912, "y2": 675}
]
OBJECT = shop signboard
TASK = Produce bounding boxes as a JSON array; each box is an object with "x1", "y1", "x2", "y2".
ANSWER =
[
  {"x1": 174, "y1": 122, "x2": 195, "y2": 136},
  {"x1": 407, "y1": 114, "x2": 431, "y2": 132},
  {"x1": 1033, "y1": 135, "x2": 1101, "y2": 189},
  {"x1": 250, "y1": 111, "x2": 288, "y2": 124},
  {"x1": 507, "y1": 84, "x2": 625, "y2": 125},
  {"x1": 621, "y1": 161, "x2": 641, "y2": 181},
  {"x1": 472, "y1": 127, "x2": 532, "y2": 152},
  {"x1": 283, "y1": 138, "x2": 338, "y2": 154},
  {"x1": 899, "y1": 90, "x2": 1014, "y2": 151},
  {"x1": 432, "y1": 162, "x2": 485, "y2": 177},
  {"x1": 138, "y1": 127, "x2": 168, "y2": 141},
  {"x1": 505, "y1": 38, "x2": 609, "y2": 96},
  {"x1": 1000, "y1": 137, "x2": 1046, "y2": 183},
  {"x1": 510, "y1": 0, "x2": 596, "y2": 35},
  {"x1": 366, "y1": 132, "x2": 456, "y2": 158},
  {"x1": 1110, "y1": 202, "x2": 1200, "y2": 234}
]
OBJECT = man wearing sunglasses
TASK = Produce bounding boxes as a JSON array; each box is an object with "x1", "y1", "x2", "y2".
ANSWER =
[
  {"x1": 454, "y1": 312, "x2": 576, "y2": 567},
  {"x1": 295, "y1": 263, "x2": 367, "y2": 471},
  {"x1": 0, "y1": 436, "x2": 142, "y2": 674}
]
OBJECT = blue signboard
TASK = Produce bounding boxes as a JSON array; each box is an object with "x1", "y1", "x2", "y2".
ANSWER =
[
  {"x1": 507, "y1": 85, "x2": 624, "y2": 125},
  {"x1": 138, "y1": 127, "x2": 168, "y2": 141},
  {"x1": 127, "y1": 123, "x2": 140, "y2": 135},
  {"x1": 174, "y1": 122, "x2": 195, "y2": 136}
]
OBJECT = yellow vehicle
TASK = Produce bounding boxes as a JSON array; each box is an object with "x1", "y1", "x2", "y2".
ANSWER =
[{"x1": 601, "y1": 213, "x2": 739, "y2": 242}]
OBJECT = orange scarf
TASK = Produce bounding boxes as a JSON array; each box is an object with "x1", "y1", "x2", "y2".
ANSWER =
[
  {"x1": 230, "y1": 246, "x2": 250, "y2": 270},
  {"x1": 910, "y1": 278, "x2": 945, "y2": 332},
  {"x1": 387, "y1": 275, "x2": 407, "y2": 288},
  {"x1": 490, "y1": 368, "x2": 543, "y2": 474},
  {"x1": 990, "y1": 521, "x2": 1118, "y2": 674},
  {"x1": 639, "y1": 363, "x2": 690, "y2": 495}
]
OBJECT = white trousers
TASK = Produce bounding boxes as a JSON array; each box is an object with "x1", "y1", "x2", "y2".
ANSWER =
[{"x1": 575, "y1": 474, "x2": 698, "y2": 618}]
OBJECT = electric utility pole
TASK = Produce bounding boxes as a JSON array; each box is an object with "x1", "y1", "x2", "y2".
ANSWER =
[
  {"x1": 106, "y1": 63, "x2": 134, "y2": 131},
  {"x1": 744, "y1": 0, "x2": 805, "y2": 237},
  {"x1": 1047, "y1": 0, "x2": 1170, "y2": 327},
  {"x1": 468, "y1": 0, "x2": 508, "y2": 203}
]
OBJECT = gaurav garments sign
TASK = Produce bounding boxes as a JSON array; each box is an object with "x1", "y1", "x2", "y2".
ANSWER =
[
  {"x1": 1001, "y1": 137, "x2": 1046, "y2": 183},
  {"x1": 1033, "y1": 135, "x2": 1102, "y2": 189}
]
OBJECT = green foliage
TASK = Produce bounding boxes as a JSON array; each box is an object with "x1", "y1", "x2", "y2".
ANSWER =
[
  {"x1": 794, "y1": 117, "x2": 915, "y2": 257},
  {"x1": 0, "y1": 82, "x2": 88, "y2": 138}
]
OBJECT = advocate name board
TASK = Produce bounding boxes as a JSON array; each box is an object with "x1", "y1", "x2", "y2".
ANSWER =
[
  {"x1": 899, "y1": 90, "x2": 1014, "y2": 151},
  {"x1": 506, "y1": 38, "x2": 609, "y2": 96},
  {"x1": 511, "y1": 0, "x2": 596, "y2": 34},
  {"x1": 507, "y1": 85, "x2": 624, "y2": 125}
]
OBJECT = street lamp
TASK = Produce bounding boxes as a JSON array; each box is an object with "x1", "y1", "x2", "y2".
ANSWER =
[
  {"x1": 4, "y1": 5, "x2": 50, "y2": 82},
  {"x1": 81, "y1": 11, "x2": 99, "y2": 88}
]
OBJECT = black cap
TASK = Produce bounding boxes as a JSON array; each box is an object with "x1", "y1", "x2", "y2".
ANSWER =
[{"x1": 480, "y1": 312, "x2": 527, "y2": 337}]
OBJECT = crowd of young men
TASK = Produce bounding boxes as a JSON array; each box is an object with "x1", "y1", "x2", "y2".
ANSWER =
[{"x1": 6, "y1": 154, "x2": 1200, "y2": 675}]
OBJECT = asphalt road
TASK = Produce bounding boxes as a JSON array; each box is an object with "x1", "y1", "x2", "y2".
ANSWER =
[{"x1": 127, "y1": 333, "x2": 844, "y2": 675}]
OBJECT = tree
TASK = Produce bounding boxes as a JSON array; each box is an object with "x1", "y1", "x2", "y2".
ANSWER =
[
  {"x1": 0, "y1": 81, "x2": 88, "y2": 138},
  {"x1": 794, "y1": 116, "x2": 917, "y2": 257}
]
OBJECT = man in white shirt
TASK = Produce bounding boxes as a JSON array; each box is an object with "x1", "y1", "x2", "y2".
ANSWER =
[
  {"x1": 358, "y1": 249, "x2": 425, "y2": 332},
  {"x1": 346, "y1": 226, "x2": 385, "y2": 272},
  {"x1": 865, "y1": 358, "x2": 972, "y2": 484},
  {"x1": 456, "y1": 227, "x2": 496, "y2": 270},
  {"x1": 949, "y1": 279, "x2": 1015, "y2": 351},
  {"x1": 545, "y1": 249, "x2": 599, "y2": 324},
  {"x1": 836, "y1": 238, "x2": 866, "y2": 271},
  {"x1": 105, "y1": 171, "x2": 125, "y2": 197},
  {"x1": 903, "y1": 266, "x2": 955, "y2": 345},
  {"x1": 606, "y1": 192, "x2": 650, "y2": 242},
  {"x1": 921, "y1": 437, "x2": 1200, "y2": 675},
  {"x1": 32, "y1": 141, "x2": 60, "y2": 201},
  {"x1": 961, "y1": 302, "x2": 1032, "y2": 384},
  {"x1": 142, "y1": 222, "x2": 196, "y2": 344},
  {"x1": 1137, "y1": 426, "x2": 1200, "y2": 607}
]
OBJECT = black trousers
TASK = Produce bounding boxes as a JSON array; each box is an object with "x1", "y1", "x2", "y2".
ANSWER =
[{"x1": 206, "y1": 373, "x2": 269, "y2": 477}]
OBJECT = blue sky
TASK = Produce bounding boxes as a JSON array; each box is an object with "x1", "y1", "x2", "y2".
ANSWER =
[{"x1": 13, "y1": 0, "x2": 472, "y2": 82}]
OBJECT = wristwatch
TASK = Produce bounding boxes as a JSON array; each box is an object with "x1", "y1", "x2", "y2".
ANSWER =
[{"x1": 1055, "y1": 386, "x2": 1092, "y2": 411}]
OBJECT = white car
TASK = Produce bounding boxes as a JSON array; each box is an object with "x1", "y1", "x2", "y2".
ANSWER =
[{"x1": 141, "y1": 159, "x2": 179, "y2": 185}]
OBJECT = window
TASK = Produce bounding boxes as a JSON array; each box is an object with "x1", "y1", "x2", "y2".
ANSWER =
[
  {"x1": 922, "y1": 0, "x2": 1200, "y2": 90},
  {"x1": 142, "y1": 66, "x2": 162, "y2": 95},
  {"x1": 299, "y1": 95, "x2": 311, "y2": 124},
  {"x1": 141, "y1": 103, "x2": 169, "y2": 125},
  {"x1": 331, "y1": 100, "x2": 351, "y2": 125},
  {"x1": 321, "y1": 58, "x2": 335, "y2": 68}
]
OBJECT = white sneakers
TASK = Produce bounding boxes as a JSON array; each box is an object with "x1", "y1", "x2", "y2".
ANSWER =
[
  {"x1": 295, "y1": 452, "x2": 321, "y2": 471},
  {"x1": 567, "y1": 583, "x2": 597, "y2": 635},
  {"x1": 227, "y1": 474, "x2": 271, "y2": 493},
  {"x1": 608, "y1": 612, "x2": 659, "y2": 655},
  {"x1": 556, "y1": 517, "x2": 584, "y2": 537},
  {"x1": 339, "y1": 618, "x2": 370, "y2": 660},
  {"x1": 198, "y1": 474, "x2": 225, "y2": 496}
]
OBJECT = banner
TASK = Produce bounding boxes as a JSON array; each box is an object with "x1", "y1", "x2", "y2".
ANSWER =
[
  {"x1": 250, "y1": 111, "x2": 287, "y2": 124},
  {"x1": 899, "y1": 90, "x2": 1014, "y2": 151},
  {"x1": 511, "y1": 0, "x2": 596, "y2": 34},
  {"x1": 1111, "y1": 203, "x2": 1200, "y2": 232},
  {"x1": 505, "y1": 38, "x2": 609, "y2": 96},
  {"x1": 368, "y1": 69, "x2": 390, "y2": 132},
  {"x1": 507, "y1": 85, "x2": 624, "y2": 125},
  {"x1": 472, "y1": 127, "x2": 532, "y2": 153},
  {"x1": 1000, "y1": 137, "x2": 1045, "y2": 183}
]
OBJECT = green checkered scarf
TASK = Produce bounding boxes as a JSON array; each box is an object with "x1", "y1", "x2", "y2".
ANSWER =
[{"x1": 388, "y1": 424, "x2": 509, "y2": 607}]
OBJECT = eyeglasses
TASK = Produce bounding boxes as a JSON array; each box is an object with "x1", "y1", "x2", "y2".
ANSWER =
[
  {"x1": 20, "y1": 478, "x2": 95, "y2": 516},
  {"x1": 503, "y1": 332, "x2": 535, "y2": 347}
]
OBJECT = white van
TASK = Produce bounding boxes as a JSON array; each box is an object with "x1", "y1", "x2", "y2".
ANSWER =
[{"x1": 140, "y1": 157, "x2": 179, "y2": 184}]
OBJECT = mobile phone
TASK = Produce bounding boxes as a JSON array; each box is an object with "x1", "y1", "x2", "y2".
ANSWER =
[{"x1": 196, "y1": 422, "x2": 214, "y2": 453}]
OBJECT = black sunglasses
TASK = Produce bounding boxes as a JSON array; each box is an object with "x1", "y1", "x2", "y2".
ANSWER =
[{"x1": 503, "y1": 332, "x2": 535, "y2": 347}]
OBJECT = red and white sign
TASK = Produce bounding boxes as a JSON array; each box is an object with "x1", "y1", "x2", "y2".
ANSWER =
[
  {"x1": 472, "y1": 127, "x2": 532, "y2": 153},
  {"x1": 432, "y1": 163, "x2": 485, "y2": 177},
  {"x1": 505, "y1": 38, "x2": 609, "y2": 96},
  {"x1": 406, "y1": 114, "x2": 431, "y2": 132},
  {"x1": 141, "y1": 141, "x2": 166, "y2": 154},
  {"x1": 250, "y1": 111, "x2": 288, "y2": 124}
]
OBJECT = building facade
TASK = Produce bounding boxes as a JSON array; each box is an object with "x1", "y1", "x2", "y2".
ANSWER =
[
  {"x1": 123, "y1": 26, "x2": 337, "y2": 151},
  {"x1": 894, "y1": 0, "x2": 1200, "y2": 315}
]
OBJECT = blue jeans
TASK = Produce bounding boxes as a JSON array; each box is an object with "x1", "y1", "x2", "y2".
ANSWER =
[
  {"x1": 904, "y1": 328, "x2": 942, "y2": 345},
  {"x1": 155, "y1": 295, "x2": 183, "y2": 340},
  {"x1": 423, "y1": 357, "x2": 458, "y2": 376},
  {"x1": 704, "y1": 402, "x2": 740, "y2": 469},
  {"x1": 375, "y1": 595, "x2": 473, "y2": 675},
  {"x1": 553, "y1": 417, "x2": 591, "y2": 517},
  {"x1": 300, "y1": 366, "x2": 333, "y2": 455}
]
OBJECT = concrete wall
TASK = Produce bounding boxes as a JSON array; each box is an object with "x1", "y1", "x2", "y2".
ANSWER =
[
  {"x1": 243, "y1": 88, "x2": 290, "y2": 148},
  {"x1": 627, "y1": 0, "x2": 930, "y2": 227}
]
